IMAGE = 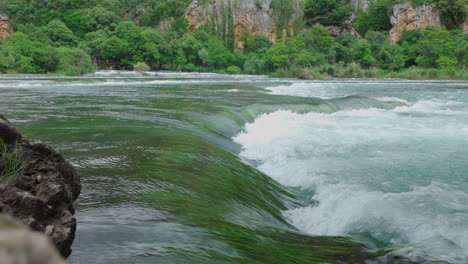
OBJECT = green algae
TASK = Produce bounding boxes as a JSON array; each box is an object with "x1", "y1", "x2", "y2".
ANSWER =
[{"x1": 140, "y1": 131, "x2": 387, "y2": 263}]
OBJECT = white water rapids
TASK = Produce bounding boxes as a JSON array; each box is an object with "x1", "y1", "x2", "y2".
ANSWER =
[{"x1": 235, "y1": 80, "x2": 468, "y2": 263}]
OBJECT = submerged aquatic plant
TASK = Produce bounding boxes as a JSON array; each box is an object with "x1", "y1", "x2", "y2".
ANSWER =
[{"x1": 0, "y1": 140, "x2": 28, "y2": 184}]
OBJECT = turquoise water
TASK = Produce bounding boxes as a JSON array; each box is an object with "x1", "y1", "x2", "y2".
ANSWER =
[{"x1": 1, "y1": 71, "x2": 467, "y2": 263}]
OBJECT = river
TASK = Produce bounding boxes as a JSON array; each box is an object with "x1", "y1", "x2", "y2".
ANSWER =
[{"x1": 1, "y1": 71, "x2": 467, "y2": 263}]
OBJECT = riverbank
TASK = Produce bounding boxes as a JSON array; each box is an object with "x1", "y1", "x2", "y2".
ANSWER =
[
  {"x1": 2, "y1": 65, "x2": 467, "y2": 81},
  {"x1": 271, "y1": 65, "x2": 468, "y2": 80}
]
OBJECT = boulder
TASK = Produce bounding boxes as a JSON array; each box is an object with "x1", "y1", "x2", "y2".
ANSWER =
[
  {"x1": 0, "y1": 214, "x2": 66, "y2": 264},
  {"x1": 0, "y1": 115, "x2": 80, "y2": 257}
]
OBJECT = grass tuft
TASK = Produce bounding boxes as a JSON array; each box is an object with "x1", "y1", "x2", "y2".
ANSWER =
[{"x1": 0, "y1": 140, "x2": 28, "y2": 184}]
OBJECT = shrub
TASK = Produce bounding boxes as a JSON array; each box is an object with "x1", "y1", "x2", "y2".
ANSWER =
[
  {"x1": 133, "y1": 62, "x2": 151, "y2": 72},
  {"x1": 226, "y1": 65, "x2": 242, "y2": 74},
  {"x1": 56, "y1": 47, "x2": 96, "y2": 75},
  {"x1": 353, "y1": 0, "x2": 393, "y2": 36},
  {"x1": 183, "y1": 63, "x2": 197, "y2": 72},
  {"x1": 244, "y1": 57, "x2": 265, "y2": 74},
  {"x1": 436, "y1": 56, "x2": 458, "y2": 70}
]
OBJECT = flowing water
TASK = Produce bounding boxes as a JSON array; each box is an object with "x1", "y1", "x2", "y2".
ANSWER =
[{"x1": 1, "y1": 72, "x2": 467, "y2": 263}]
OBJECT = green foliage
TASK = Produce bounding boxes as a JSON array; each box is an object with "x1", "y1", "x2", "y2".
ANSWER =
[
  {"x1": 302, "y1": 26, "x2": 334, "y2": 53},
  {"x1": 0, "y1": 0, "x2": 466, "y2": 78},
  {"x1": 243, "y1": 56, "x2": 265, "y2": 74},
  {"x1": 264, "y1": 40, "x2": 291, "y2": 70},
  {"x1": 3, "y1": 32, "x2": 60, "y2": 73},
  {"x1": 133, "y1": 62, "x2": 151, "y2": 72},
  {"x1": 271, "y1": 0, "x2": 299, "y2": 37},
  {"x1": 378, "y1": 43, "x2": 406, "y2": 71},
  {"x1": 436, "y1": 56, "x2": 458, "y2": 70},
  {"x1": 304, "y1": 0, "x2": 353, "y2": 26},
  {"x1": 44, "y1": 20, "x2": 77, "y2": 47},
  {"x1": 87, "y1": 5, "x2": 120, "y2": 30},
  {"x1": 244, "y1": 35, "x2": 273, "y2": 54},
  {"x1": 226, "y1": 65, "x2": 242, "y2": 74},
  {"x1": 16, "y1": 56, "x2": 37, "y2": 73},
  {"x1": 182, "y1": 63, "x2": 197, "y2": 72},
  {"x1": 365, "y1": 31, "x2": 388, "y2": 57},
  {"x1": 353, "y1": 0, "x2": 393, "y2": 36},
  {"x1": 438, "y1": 0, "x2": 467, "y2": 30},
  {"x1": 56, "y1": 47, "x2": 95, "y2": 75},
  {"x1": 206, "y1": 38, "x2": 234, "y2": 69},
  {"x1": 350, "y1": 39, "x2": 376, "y2": 68}
]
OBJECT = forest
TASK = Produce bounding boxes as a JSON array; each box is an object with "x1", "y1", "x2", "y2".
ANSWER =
[{"x1": 0, "y1": 0, "x2": 466, "y2": 79}]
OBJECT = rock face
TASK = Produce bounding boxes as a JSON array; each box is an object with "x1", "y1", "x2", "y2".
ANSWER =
[
  {"x1": 185, "y1": 0, "x2": 303, "y2": 49},
  {"x1": 326, "y1": 24, "x2": 361, "y2": 38},
  {"x1": 0, "y1": 115, "x2": 80, "y2": 258},
  {"x1": 0, "y1": 14, "x2": 13, "y2": 39},
  {"x1": 0, "y1": 214, "x2": 66, "y2": 264},
  {"x1": 389, "y1": 2, "x2": 442, "y2": 43}
]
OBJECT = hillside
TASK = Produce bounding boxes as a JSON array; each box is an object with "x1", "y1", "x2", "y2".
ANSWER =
[{"x1": 0, "y1": 0, "x2": 466, "y2": 78}]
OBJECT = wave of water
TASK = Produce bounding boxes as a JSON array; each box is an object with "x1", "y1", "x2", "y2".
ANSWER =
[{"x1": 234, "y1": 88, "x2": 468, "y2": 263}]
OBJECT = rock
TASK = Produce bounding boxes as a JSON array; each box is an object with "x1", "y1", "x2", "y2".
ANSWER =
[
  {"x1": 326, "y1": 24, "x2": 361, "y2": 38},
  {"x1": 389, "y1": 2, "x2": 442, "y2": 43},
  {"x1": 0, "y1": 214, "x2": 66, "y2": 264},
  {"x1": 185, "y1": 0, "x2": 303, "y2": 49},
  {"x1": 0, "y1": 115, "x2": 80, "y2": 258},
  {"x1": 0, "y1": 14, "x2": 13, "y2": 39},
  {"x1": 0, "y1": 115, "x2": 21, "y2": 144}
]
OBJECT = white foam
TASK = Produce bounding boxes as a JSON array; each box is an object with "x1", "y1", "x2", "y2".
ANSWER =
[
  {"x1": 234, "y1": 98, "x2": 468, "y2": 263},
  {"x1": 266, "y1": 82, "x2": 345, "y2": 99}
]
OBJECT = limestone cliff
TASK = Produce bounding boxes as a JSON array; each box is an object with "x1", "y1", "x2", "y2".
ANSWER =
[
  {"x1": 389, "y1": 2, "x2": 442, "y2": 42},
  {"x1": 185, "y1": 0, "x2": 304, "y2": 49},
  {"x1": 0, "y1": 14, "x2": 13, "y2": 38}
]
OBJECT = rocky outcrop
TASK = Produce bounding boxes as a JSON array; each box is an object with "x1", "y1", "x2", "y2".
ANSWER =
[
  {"x1": 185, "y1": 0, "x2": 303, "y2": 49},
  {"x1": 326, "y1": 24, "x2": 361, "y2": 38},
  {"x1": 0, "y1": 115, "x2": 80, "y2": 258},
  {"x1": 389, "y1": 2, "x2": 442, "y2": 43},
  {"x1": 0, "y1": 14, "x2": 13, "y2": 38},
  {"x1": 0, "y1": 214, "x2": 66, "y2": 264}
]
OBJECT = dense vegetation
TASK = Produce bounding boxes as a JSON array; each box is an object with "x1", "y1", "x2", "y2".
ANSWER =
[{"x1": 0, "y1": 0, "x2": 466, "y2": 78}]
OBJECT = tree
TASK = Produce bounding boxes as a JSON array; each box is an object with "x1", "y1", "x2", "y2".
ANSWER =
[
  {"x1": 264, "y1": 40, "x2": 291, "y2": 70},
  {"x1": 44, "y1": 20, "x2": 77, "y2": 46},
  {"x1": 56, "y1": 47, "x2": 95, "y2": 75},
  {"x1": 365, "y1": 31, "x2": 388, "y2": 58},
  {"x1": 206, "y1": 37, "x2": 234, "y2": 69},
  {"x1": 353, "y1": 0, "x2": 392, "y2": 36},
  {"x1": 87, "y1": 5, "x2": 120, "y2": 30},
  {"x1": 304, "y1": 0, "x2": 352, "y2": 26},
  {"x1": 414, "y1": 27, "x2": 456, "y2": 68},
  {"x1": 244, "y1": 35, "x2": 273, "y2": 54},
  {"x1": 350, "y1": 39, "x2": 376, "y2": 68},
  {"x1": 302, "y1": 26, "x2": 334, "y2": 53},
  {"x1": 439, "y1": 0, "x2": 467, "y2": 30},
  {"x1": 243, "y1": 56, "x2": 265, "y2": 74},
  {"x1": 378, "y1": 43, "x2": 405, "y2": 71}
]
